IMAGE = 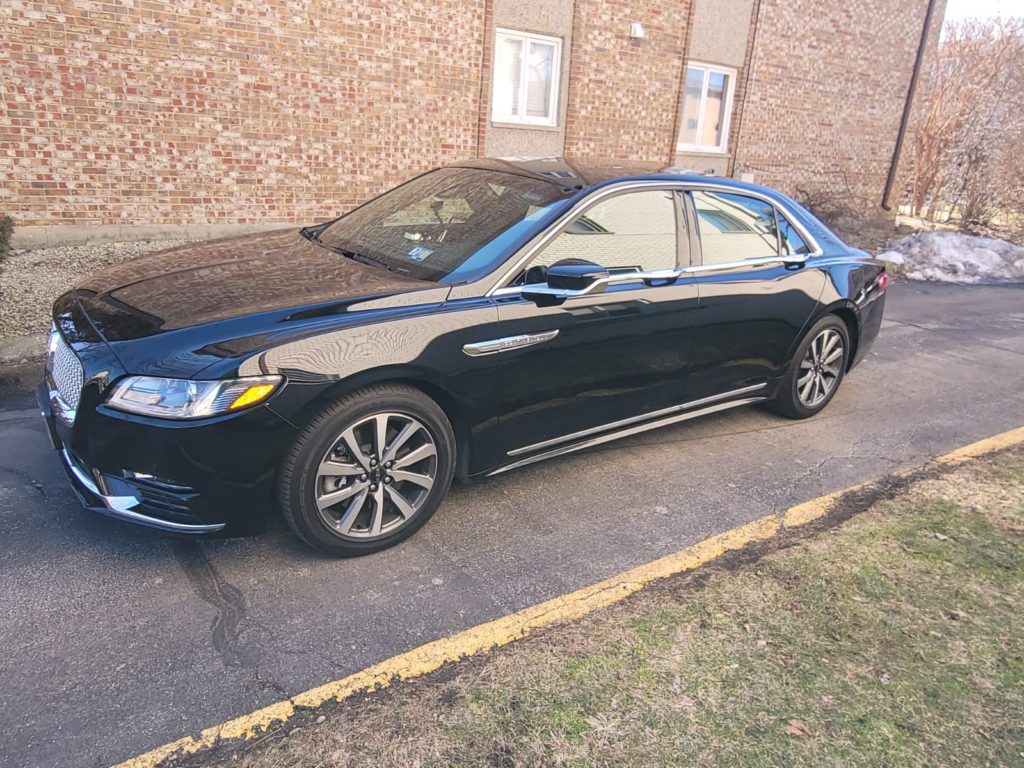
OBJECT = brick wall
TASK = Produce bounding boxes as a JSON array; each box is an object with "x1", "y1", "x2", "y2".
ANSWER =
[
  {"x1": 733, "y1": 0, "x2": 945, "y2": 209},
  {"x1": 563, "y1": 0, "x2": 692, "y2": 162},
  {"x1": 1, "y1": 0, "x2": 940, "y2": 232},
  {"x1": 0, "y1": 0, "x2": 484, "y2": 228}
]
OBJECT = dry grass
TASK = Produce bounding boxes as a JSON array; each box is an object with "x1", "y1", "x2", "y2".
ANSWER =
[{"x1": 188, "y1": 449, "x2": 1024, "y2": 768}]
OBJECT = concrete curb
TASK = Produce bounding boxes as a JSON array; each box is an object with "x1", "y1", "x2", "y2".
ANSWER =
[
  {"x1": 10, "y1": 223, "x2": 287, "y2": 250},
  {"x1": 0, "y1": 359, "x2": 43, "y2": 396}
]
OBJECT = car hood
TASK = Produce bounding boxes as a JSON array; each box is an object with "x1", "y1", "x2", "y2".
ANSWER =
[{"x1": 72, "y1": 229, "x2": 436, "y2": 341}]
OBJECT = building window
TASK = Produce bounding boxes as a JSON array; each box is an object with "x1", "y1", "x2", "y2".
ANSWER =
[
  {"x1": 492, "y1": 29, "x2": 561, "y2": 127},
  {"x1": 677, "y1": 62, "x2": 736, "y2": 153}
]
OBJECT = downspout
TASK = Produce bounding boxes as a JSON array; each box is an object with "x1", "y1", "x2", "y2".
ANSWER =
[{"x1": 881, "y1": 0, "x2": 941, "y2": 210}]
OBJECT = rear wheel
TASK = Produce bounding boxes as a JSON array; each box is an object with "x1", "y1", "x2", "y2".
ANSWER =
[
  {"x1": 771, "y1": 315, "x2": 850, "y2": 420},
  {"x1": 279, "y1": 384, "x2": 455, "y2": 556}
]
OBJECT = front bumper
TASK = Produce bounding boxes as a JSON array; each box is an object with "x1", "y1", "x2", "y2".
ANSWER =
[{"x1": 38, "y1": 380, "x2": 298, "y2": 536}]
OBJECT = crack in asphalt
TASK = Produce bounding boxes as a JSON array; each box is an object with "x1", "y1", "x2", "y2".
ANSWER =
[
  {"x1": 171, "y1": 542, "x2": 343, "y2": 700},
  {"x1": 767, "y1": 431, "x2": 900, "y2": 520},
  {"x1": 0, "y1": 466, "x2": 48, "y2": 501},
  {"x1": 885, "y1": 317, "x2": 1024, "y2": 358},
  {"x1": 172, "y1": 541, "x2": 256, "y2": 670}
]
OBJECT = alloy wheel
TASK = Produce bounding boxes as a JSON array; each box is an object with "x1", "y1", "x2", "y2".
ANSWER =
[
  {"x1": 314, "y1": 412, "x2": 438, "y2": 540},
  {"x1": 797, "y1": 328, "x2": 844, "y2": 408}
]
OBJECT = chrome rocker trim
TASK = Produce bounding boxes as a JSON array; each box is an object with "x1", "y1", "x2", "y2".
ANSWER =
[
  {"x1": 489, "y1": 385, "x2": 768, "y2": 476},
  {"x1": 61, "y1": 449, "x2": 226, "y2": 534}
]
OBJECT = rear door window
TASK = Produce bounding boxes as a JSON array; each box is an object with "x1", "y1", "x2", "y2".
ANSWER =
[
  {"x1": 692, "y1": 190, "x2": 779, "y2": 264},
  {"x1": 778, "y1": 213, "x2": 811, "y2": 255}
]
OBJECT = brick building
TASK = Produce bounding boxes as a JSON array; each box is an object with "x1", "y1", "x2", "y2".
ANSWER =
[{"x1": 1, "y1": 0, "x2": 943, "y2": 245}]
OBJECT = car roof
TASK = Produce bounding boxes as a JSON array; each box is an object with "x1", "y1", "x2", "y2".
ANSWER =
[
  {"x1": 450, "y1": 156, "x2": 846, "y2": 254},
  {"x1": 453, "y1": 156, "x2": 760, "y2": 194}
]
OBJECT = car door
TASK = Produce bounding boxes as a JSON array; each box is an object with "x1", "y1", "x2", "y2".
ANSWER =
[
  {"x1": 467, "y1": 185, "x2": 702, "y2": 466},
  {"x1": 685, "y1": 188, "x2": 826, "y2": 399}
]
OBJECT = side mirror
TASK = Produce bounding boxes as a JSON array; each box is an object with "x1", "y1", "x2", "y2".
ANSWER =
[
  {"x1": 544, "y1": 259, "x2": 610, "y2": 291},
  {"x1": 522, "y1": 259, "x2": 609, "y2": 305}
]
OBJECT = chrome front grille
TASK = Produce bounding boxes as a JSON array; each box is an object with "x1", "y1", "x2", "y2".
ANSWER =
[{"x1": 48, "y1": 329, "x2": 84, "y2": 411}]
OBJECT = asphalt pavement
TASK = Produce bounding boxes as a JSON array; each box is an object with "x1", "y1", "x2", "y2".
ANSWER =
[{"x1": 1, "y1": 282, "x2": 1023, "y2": 768}]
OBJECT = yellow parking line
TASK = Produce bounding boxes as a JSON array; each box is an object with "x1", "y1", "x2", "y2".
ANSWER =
[{"x1": 112, "y1": 425, "x2": 1024, "y2": 768}]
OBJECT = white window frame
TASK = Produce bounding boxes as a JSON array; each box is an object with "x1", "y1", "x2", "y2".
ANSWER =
[
  {"x1": 676, "y1": 61, "x2": 737, "y2": 154},
  {"x1": 492, "y1": 28, "x2": 562, "y2": 128}
]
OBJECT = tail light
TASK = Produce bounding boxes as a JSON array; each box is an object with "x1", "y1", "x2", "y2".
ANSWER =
[{"x1": 875, "y1": 271, "x2": 890, "y2": 291}]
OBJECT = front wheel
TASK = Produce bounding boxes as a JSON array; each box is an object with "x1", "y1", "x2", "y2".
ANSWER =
[
  {"x1": 771, "y1": 316, "x2": 850, "y2": 420},
  {"x1": 278, "y1": 384, "x2": 456, "y2": 556}
]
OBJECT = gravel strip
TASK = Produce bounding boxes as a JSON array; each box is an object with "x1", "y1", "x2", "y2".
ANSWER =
[{"x1": 0, "y1": 240, "x2": 185, "y2": 339}]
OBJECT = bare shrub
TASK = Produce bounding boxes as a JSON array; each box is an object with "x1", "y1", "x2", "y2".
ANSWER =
[{"x1": 903, "y1": 18, "x2": 1024, "y2": 240}]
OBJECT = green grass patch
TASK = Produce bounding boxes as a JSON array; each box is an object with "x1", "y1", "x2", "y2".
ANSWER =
[{"x1": 203, "y1": 449, "x2": 1024, "y2": 768}]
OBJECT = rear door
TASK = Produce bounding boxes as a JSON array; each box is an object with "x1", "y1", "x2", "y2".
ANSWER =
[
  {"x1": 685, "y1": 188, "x2": 826, "y2": 399},
  {"x1": 468, "y1": 185, "x2": 702, "y2": 466}
]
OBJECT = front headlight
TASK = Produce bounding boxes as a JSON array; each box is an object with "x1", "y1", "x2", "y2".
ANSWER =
[{"x1": 106, "y1": 375, "x2": 282, "y2": 419}]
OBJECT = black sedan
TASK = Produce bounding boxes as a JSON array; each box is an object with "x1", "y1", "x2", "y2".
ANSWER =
[{"x1": 40, "y1": 158, "x2": 888, "y2": 556}]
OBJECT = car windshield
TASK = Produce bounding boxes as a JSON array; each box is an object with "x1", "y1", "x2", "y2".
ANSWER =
[{"x1": 316, "y1": 168, "x2": 573, "y2": 283}]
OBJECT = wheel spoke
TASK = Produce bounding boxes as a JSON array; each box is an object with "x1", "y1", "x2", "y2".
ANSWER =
[
  {"x1": 800, "y1": 357, "x2": 814, "y2": 370},
  {"x1": 800, "y1": 373, "x2": 815, "y2": 401},
  {"x1": 317, "y1": 459, "x2": 363, "y2": 478},
  {"x1": 823, "y1": 346, "x2": 843, "y2": 365},
  {"x1": 334, "y1": 487, "x2": 370, "y2": 534},
  {"x1": 373, "y1": 414, "x2": 390, "y2": 460},
  {"x1": 317, "y1": 481, "x2": 368, "y2": 511},
  {"x1": 385, "y1": 485, "x2": 416, "y2": 520},
  {"x1": 369, "y1": 484, "x2": 386, "y2": 536},
  {"x1": 340, "y1": 427, "x2": 372, "y2": 471},
  {"x1": 821, "y1": 332, "x2": 839, "y2": 359},
  {"x1": 822, "y1": 363, "x2": 840, "y2": 378},
  {"x1": 393, "y1": 442, "x2": 437, "y2": 469},
  {"x1": 382, "y1": 421, "x2": 419, "y2": 463},
  {"x1": 390, "y1": 469, "x2": 433, "y2": 489}
]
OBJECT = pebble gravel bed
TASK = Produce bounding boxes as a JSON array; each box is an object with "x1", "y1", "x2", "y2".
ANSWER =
[{"x1": 0, "y1": 240, "x2": 186, "y2": 340}]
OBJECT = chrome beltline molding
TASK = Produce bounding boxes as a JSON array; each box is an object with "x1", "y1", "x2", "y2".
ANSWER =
[
  {"x1": 462, "y1": 329, "x2": 559, "y2": 357},
  {"x1": 507, "y1": 382, "x2": 766, "y2": 457},
  {"x1": 488, "y1": 391, "x2": 768, "y2": 476}
]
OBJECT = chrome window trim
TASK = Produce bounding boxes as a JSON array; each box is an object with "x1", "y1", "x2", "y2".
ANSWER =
[
  {"x1": 486, "y1": 181, "x2": 689, "y2": 296},
  {"x1": 507, "y1": 382, "x2": 766, "y2": 457},
  {"x1": 687, "y1": 185, "x2": 822, "y2": 267},
  {"x1": 485, "y1": 179, "x2": 822, "y2": 297}
]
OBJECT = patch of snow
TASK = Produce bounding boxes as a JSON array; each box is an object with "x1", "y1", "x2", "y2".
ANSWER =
[{"x1": 877, "y1": 231, "x2": 1024, "y2": 284}]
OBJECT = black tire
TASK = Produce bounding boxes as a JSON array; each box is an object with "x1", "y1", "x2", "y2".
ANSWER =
[
  {"x1": 770, "y1": 315, "x2": 850, "y2": 420},
  {"x1": 278, "y1": 383, "x2": 456, "y2": 556}
]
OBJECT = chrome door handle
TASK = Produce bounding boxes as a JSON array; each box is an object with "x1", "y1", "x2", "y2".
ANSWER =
[{"x1": 462, "y1": 330, "x2": 559, "y2": 357}]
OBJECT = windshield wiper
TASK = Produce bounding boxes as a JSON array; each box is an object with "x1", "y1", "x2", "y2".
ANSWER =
[
  {"x1": 303, "y1": 228, "x2": 400, "y2": 274},
  {"x1": 300, "y1": 225, "x2": 323, "y2": 244},
  {"x1": 332, "y1": 246, "x2": 395, "y2": 273}
]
